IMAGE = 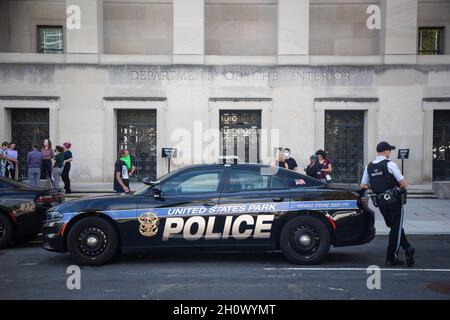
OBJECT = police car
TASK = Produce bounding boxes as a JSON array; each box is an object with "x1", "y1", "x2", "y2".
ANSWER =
[{"x1": 43, "y1": 162, "x2": 375, "y2": 266}]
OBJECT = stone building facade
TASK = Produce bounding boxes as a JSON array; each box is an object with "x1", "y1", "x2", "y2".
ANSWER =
[{"x1": 0, "y1": 0, "x2": 449, "y2": 186}]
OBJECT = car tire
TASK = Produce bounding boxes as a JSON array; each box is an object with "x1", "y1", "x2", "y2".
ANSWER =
[
  {"x1": 280, "y1": 215, "x2": 331, "y2": 265},
  {"x1": 66, "y1": 216, "x2": 119, "y2": 266},
  {"x1": 0, "y1": 214, "x2": 14, "y2": 249}
]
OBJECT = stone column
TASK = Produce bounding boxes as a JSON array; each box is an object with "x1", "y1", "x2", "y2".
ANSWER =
[
  {"x1": 383, "y1": 0, "x2": 418, "y2": 64},
  {"x1": 0, "y1": 1, "x2": 10, "y2": 52},
  {"x1": 422, "y1": 106, "x2": 433, "y2": 184},
  {"x1": 0, "y1": 107, "x2": 11, "y2": 142},
  {"x1": 66, "y1": 0, "x2": 103, "y2": 61},
  {"x1": 278, "y1": 0, "x2": 309, "y2": 65},
  {"x1": 173, "y1": 0, "x2": 204, "y2": 64}
]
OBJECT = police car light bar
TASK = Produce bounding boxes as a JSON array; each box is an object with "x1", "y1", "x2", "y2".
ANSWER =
[{"x1": 218, "y1": 156, "x2": 239, "y2": 165}]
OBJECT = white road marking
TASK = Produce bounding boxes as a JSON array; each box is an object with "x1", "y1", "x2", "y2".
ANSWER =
[{"x1": 264, "y1": 267, "x2": 450, "y2": 272}]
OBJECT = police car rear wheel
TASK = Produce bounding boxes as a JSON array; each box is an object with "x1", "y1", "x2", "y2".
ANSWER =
[
  {"x1": 67, "y1": 217, "x2": 118, "y2": 266},
  {"x1": 280, "y1": 215, "x2": 331, "y2": 265}
]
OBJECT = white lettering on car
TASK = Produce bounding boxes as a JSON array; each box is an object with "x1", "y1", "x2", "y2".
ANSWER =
[
  {"x1": 162, "y1": 215, "x2": 274, "y2": 241},
  {"x1": 162, "y1": 217, "x2": 184, "y2": 240},
  {"x1": 254, "y1": 215, "x2": 275, "y2": 239}
]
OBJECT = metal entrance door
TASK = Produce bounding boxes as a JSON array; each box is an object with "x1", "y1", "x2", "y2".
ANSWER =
[
  {"x1": 433, "y1": 110, "x2": 450, "y2": 181},
  {"x1": 11, "y1": 109, "x2": 49, "y2": 179},
  {"x1": 325, "y1": 110, "x2": 364, "y2": 183},
  {"x1": 220, "y1": 110, "x2": 261, "y2": 163},
  {"x1": 117, "y1": 110, "x2": 157, "y2": 181}
]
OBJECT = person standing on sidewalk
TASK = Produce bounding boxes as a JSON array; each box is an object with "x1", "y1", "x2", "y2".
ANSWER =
[
  {"x1": 305, "y1": 155, "x2": 321, "y2": 179},
  {"x1": 283, "y1": 148, "x2": 298, "y2": 171},
  {"x1": 315, "y1": 149, "x2": 333, "y2": 183},
  {"x1": 361, "y1": 141, "x2": 415, "y2": 267},
  {"x1": 120, "y1": 150, "x2": 136, "y2": 177},
  {"x1": 114, "y1": 150, "x2": 130, "y2": 194},
  {"x1": 61, "y1": 142, "x2": 73, "y2": 194},
  {"x1": 275, "y1": 149, "x2": 288, "y2": 169},
  {"x1": 27, "y1": 144, "x2": 42, "y2": 188},
  {"x1": 7, "y1": 142, "x2": 18, "y2": 180},
  {"x1": 41, "y1": 139, "x2": 54, "y2": 183},
  {"x1": 51, "y1": 146, "x2": 64, "y2": 190},
  {"x1": 0, "y1": 142, "x2": 12, "y2": 177}
]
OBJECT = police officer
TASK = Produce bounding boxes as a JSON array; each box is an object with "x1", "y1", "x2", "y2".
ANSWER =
[{"x1": 361, "y1": 141, "x2": 415, "y2": 267}]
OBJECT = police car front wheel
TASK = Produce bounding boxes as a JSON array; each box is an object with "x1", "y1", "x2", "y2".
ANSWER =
[
  {"x1": 0, "y1": 214, "x2": 14, "y2": 249},
  {"x1": 67, "y1": 217, "x2": 119, "y2": 266},
  {"x1": 280, "y1": 215, "x2": 331, "y2": 265}
]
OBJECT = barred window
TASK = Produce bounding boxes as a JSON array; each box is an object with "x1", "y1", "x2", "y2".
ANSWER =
[
  {"x1": 418, "y1": 27, "x2": 444, "y2": 55},
  {"x1": 38, "y1": 26, "x2": 63, "y2": 54}
]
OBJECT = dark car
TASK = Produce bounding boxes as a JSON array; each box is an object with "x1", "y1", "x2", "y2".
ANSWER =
[
  {"x1": 0, "y1": 177, "x2": 65, "y2": 248},
  {"x1": 43, "y1": 163, "x2": 375, "y2": 266}
]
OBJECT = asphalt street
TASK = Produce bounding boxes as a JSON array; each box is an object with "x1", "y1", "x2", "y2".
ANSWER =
[{"x1": 1, "y1": 235, "x2": 450, "y2": 300}]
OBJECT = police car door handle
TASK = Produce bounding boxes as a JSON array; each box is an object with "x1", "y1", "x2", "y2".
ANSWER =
[
  {"x1": 203, "y1": 200, "x2": 215, "y2": 206},
  {"x1": 272, "y1": 197, "x2": 284, "y2": 202}
]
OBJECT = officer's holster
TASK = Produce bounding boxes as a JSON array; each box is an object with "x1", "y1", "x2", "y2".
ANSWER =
[{"x1": 370, "y1": 187, "x2": 407, "y2": 207}]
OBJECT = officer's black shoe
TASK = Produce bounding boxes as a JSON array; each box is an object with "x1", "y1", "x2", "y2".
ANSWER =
[
  {"x1": 385, "y1": 259, "x2": 405, "y2": 267},
  {"x1": 405, "y1": 246, "x2": 416, "y2": 267}
]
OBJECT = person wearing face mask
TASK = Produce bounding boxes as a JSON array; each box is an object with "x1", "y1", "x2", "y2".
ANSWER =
[{"x1": 283, "y1": 148, "x2": 298, "y2": 171}]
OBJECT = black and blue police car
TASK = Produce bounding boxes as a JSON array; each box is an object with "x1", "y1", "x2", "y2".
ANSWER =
[{"x1": 43, "y1": 161, "x2": 375, "y2": 266}]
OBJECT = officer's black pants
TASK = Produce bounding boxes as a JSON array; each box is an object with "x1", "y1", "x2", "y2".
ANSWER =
[{"x1": 378, "y1": 199, "x2": 411, "y2": 261}]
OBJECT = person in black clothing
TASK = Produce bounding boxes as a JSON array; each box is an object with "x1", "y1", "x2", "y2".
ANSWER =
[
  {"x1": 61, "y1": 142, "x2": 73, "y2": 194},
  {"x1": 275, "y1": 148, "x2": 288, "y2": 169},
  {"x1": 114, "y1": 149, "x2": 130, "y2": 193},
  {"x1": 283, "y1": 148, "x2": 298, "y2": 171},
  {"x1": 361, "y1": 141, "x2": 415, "y2": 267},
  {"x1": 305, "y1": 155, "x2": 321, "y2": 179}
]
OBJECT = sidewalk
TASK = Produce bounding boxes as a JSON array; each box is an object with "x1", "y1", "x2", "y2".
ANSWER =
[{"x1": 371, "y1": 199, "x2": 450, "y2": 235}]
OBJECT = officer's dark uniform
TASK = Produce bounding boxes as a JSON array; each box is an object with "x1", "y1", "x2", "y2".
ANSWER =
[{"x1": 362, "y1": 142, "x2": 415, "y2": 266}]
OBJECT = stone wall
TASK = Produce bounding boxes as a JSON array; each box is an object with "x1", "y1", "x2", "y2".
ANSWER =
[
  {"x1": 103, "y1": 1, "x2": 173, "y2": 55},
  {"x1": 309, "y1": 1, "x2": 381, "y2": 55},
  {"x1": 7, "y1": 0, "x2": 66, "y2": 53},
  {"x1": 205, "y1": 0, "x2": 278, "y2": 55},
  {"x1": 1, "y1": 63, "x2": 449, "y2": 184},
  {"x1": 418, "y1": 0, "x2": 450, "y2": 54}
]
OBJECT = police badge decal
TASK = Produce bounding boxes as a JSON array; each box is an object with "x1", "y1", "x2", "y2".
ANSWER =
[{"x1": 138, "y1": 212, "x2": 159, "y2": 237}]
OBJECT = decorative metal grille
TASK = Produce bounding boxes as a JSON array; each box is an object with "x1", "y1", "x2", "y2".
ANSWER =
[
  {"x1": 117, "y1": 110, "x2": 157, "y2": 181},
  {"x1": 433, "y1": 110, "x2": 450, "y2": 181},
  {"x1": 11, "y1": 108, "x2": 50, "y2": 179},
  {"x1": 220, "y1": 110, "x2": 261, "y2": 163},
  {"x1": 325, "y1": 111, "x2": 365, "y2": 183}
]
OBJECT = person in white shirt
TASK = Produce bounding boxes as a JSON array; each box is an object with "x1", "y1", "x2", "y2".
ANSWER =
[{"x1": 361, "y1": 141, "x2": 415, "y2": 267}]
